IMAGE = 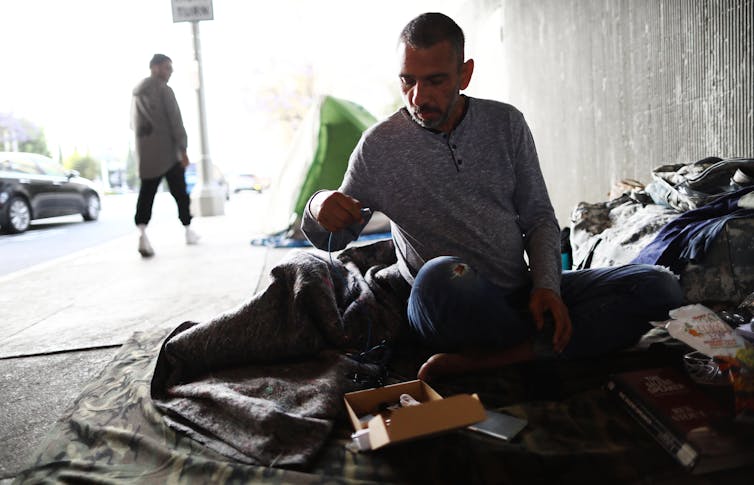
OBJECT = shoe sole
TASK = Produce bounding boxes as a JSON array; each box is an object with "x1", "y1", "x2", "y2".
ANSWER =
[{"x1": 139, "y1": 249, "x2": 155, "y2": 258}]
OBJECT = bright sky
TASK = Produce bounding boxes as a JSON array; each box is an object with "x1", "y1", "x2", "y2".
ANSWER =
[{"x1": 0, "y1": 0, "x2": 454, "y2": 177}]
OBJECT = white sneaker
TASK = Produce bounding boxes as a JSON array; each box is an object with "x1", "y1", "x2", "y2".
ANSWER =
[
  {"x1": 138, "y1": 234, "x2": 155, "y2": 257},
  {"x1": 185, "y1": 228, "x2": 200, "y2": 245}
]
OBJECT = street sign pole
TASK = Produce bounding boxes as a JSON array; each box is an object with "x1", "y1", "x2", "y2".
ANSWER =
[
  {"x1": 190, "y1": 19, "x2": 224, "y2": 216},
  {"x1": 172, "y1": 0, "x2": 224, "y2": 216}
]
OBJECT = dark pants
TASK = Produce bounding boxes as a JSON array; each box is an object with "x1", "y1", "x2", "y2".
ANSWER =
[
  {"x1": 407, "y1": 256, "x2": 684, "y2": 358},
  {"x1": 134, "y1": 162, "x2": 192, "y2": 226}
]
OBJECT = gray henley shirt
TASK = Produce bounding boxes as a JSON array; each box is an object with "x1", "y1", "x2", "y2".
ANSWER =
[{"x1": 301, "y1": 97, "x2": 562, "y2": 294}]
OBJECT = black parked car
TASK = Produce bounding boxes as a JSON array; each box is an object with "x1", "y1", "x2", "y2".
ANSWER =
[{"x1": 0, "y1": 151, "x2": 101, "y2": 234}]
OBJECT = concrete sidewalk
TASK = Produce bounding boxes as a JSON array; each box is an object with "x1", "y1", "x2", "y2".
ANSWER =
[{"x1": 0, "y1": 194, "x2": 295, "y2": 482}]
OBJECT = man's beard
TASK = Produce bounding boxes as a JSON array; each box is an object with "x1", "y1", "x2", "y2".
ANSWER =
[
  {"x1": 409, "y1": 104, "x2": 451, "y2": 130},
  {"x1": 407, "y1": 91, "x2": 461, "y2": 130}
]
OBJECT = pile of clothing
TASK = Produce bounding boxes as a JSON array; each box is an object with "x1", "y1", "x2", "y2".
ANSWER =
[{"x1": 570, "y1": 157, "x2": 754, "y2": 305}]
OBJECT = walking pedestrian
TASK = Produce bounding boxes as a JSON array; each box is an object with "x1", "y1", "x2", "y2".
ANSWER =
[{"x1": 131, "y1": 53, "x2": 199, "y2": 257}]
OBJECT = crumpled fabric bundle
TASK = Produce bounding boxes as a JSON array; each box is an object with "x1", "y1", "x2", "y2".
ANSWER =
[
  {"x1": 645, "y1": 157, "x2": 754, "y2": 212},
  {"x1": 632, "y1": 185, "x2": 754, "y2": 273},
  {"x1": 150, "y1": 239, "x2": 410, "y2": 467}
]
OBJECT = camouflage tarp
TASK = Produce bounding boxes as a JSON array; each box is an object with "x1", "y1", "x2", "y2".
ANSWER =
[
  {"x1": 681, "y1": 217, "x2": 754, "y2": 304},
  {"x1": 17, "y1": 326, "x2": 732, "y2": 485}
]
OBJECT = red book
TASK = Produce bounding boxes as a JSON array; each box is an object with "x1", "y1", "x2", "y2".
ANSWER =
[{"x1": 607, "y1": 366, "x2": 754, "y2": 474}]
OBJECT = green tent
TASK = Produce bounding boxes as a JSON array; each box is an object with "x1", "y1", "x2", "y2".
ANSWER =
[{"x1": 263, "y1": 95, "x2": 378, "y2": 238}]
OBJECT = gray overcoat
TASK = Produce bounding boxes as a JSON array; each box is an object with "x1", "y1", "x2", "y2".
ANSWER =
[{"x1": 131, "y1": 76, "x2": 188, "y2": 180}]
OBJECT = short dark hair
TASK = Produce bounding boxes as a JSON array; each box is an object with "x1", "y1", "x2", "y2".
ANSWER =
[
  {"x1": 398, "y1": 13, "x2": 465, "y2": 65},
  {"x1": 149, "y1": 54, "x2": 172, "y2": 68}
]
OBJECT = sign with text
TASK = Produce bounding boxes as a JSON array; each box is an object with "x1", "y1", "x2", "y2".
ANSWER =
[{"x1": 172, "y1": 0, "x2": 213, "y2": 22}]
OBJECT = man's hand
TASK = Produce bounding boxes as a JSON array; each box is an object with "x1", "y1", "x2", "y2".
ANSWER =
[
  {"x1": 180, "y1": 151, "x2": 190, "y2": 168},
  {"x1": 310, "y1": 190, "x2": 364, "y2": 233},
  {"x1": 529, "y1": 288, "x2": 572, "y2": 354}
]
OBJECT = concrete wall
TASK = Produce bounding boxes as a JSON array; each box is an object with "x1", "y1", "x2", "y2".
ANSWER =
[{"x1": 453, "y1": 0, "x2": 753, "y2": 224}]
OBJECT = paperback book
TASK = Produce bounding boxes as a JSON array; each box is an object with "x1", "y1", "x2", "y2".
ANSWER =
[{"x1": 607, "y1": 366, "x2": 754, "y2": 474}]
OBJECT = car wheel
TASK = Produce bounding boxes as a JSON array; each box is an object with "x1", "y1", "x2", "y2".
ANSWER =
[
  {"x1": 1, "y1": 196, "x2": 32, "y2": 233},
  {"x1": 82, "y1": 193, "x2": 100, "y2": 221}
]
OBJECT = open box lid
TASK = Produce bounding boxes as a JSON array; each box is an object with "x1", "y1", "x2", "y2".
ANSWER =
[{"x1": 344, "y1": 380, "x2": 487, "y2": 450}]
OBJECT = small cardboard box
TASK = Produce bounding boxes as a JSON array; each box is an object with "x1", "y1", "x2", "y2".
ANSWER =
[{"x1": 344, "y1": 379, "x2": 486, "y2": 450}]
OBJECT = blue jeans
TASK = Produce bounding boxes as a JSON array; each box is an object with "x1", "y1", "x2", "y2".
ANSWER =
[{"x1": 406, "y1": 256, "x2": 684, "y2": 358}]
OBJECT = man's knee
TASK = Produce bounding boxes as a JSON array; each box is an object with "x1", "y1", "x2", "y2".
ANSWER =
[
  {"x1": 418, "y1": 256, "x2": 467, "y2": 280},
  {"x1": 408, "y1": 256, "x2": 476, "y2": 349},
  {"x1": 412, "y1": 256, "x2": 467, "y2": 296},
  {"x1": 632, "y1": 264, "x2": 684, "y2": 309},
  {"x1": 408, "y1": 256, "x2": 462, "y2": 325}
]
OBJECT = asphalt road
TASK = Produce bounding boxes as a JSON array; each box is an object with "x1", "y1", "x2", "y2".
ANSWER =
[
  {"x1": 0, "y1": 190, "x2": 272, "y2": 277},
  {"x1": 1, "y1": 192, "x2": 172, "y2": 276}
]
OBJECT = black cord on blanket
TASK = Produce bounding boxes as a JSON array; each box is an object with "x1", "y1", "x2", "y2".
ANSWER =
[
  {"x1": 347, "y1": 340, "x2": 391, "y2": 388},
  {"x1": 328, "y1": 232, "x2": 374, "y2": 349},
  {"x1": 328, "y1": 232, "x2": 391, "y2": 387}
]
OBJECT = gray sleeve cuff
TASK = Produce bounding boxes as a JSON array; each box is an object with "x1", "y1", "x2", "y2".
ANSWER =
[
  {"x1": 526, "y1": 220, "x2": 562, "y2": 294},
  {"x1": 300, "y1": 190, "x2": 370, "y2": 251}
]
